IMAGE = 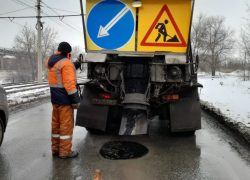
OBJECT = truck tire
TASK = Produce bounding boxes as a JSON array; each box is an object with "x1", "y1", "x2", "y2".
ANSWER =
[
  {"x1": 184, "y1": 130, "x2": 195, "y2": 136},
  {"x1": 0, "y1": 118, "x2": 4, "y2": 147},
  {"x1": 159, "y1": 104, "x2": 170, "y2": 121},
  {"x1": 106, "y1": 106, "x2": 123, "y2": 134},
  {"x1": 85, "y1": 127, "x2": 105, "y2": 134}
]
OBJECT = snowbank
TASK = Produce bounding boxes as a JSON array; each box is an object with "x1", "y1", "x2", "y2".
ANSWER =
[
  {"x1": 0, "y1": 70, "x2": 13, "y2": 84},
  {"x1": 199, "y1": 72, "x2": 250, "y2": 143},
  {"x1": 7, "y1": 87, "x2": 50, "y2": 107},
  {"x1": 7, "y1": 87, "x2": 50, "y2": 113},
  {"x1": 3, "y1": 55, "x2": 16, "y2": 59}
]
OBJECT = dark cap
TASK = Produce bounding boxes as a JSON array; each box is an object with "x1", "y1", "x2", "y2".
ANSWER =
[{"x1": 58, "y1": 42, "x2": 72, "y2": 54}]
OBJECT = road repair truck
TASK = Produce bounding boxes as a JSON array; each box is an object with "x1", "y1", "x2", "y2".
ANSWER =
[{"x1": 76, "y1": 0, "x2": 202, "y2": 135}]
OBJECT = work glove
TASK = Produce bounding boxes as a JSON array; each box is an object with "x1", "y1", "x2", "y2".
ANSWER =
[
  {"x1": 72, "y1": 103, "x2": 80, "y2": 109},
  {"x1": 76, "y1": 54, "x2": 83, "y2": 63}
]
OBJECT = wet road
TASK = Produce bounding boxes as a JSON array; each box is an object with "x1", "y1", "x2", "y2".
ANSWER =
[{"x1": 1, "y1": 103, "x2": 250, "y2": 180}]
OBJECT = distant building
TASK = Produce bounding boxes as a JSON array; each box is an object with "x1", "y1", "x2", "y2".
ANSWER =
[
  {"x1": 0, "y1": 55, "x2": 17, "y2": 70},
  {"x1": 0, "y1": 47, "x2": 16, "y2": 70}
]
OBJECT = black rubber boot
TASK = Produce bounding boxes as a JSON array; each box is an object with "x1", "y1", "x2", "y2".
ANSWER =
[{"x1": 60, "y1": 151, "x2": 79, "y2": 159}]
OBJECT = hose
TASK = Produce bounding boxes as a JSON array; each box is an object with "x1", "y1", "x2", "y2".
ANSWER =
[
  {"x1": 79, "y1": 54, "x2": 83, "y2": 71},
  {"x1": 104, "y1": 64, "x2": 122, "y2": 88},
  {"x1": 194, "y1": 55, "x2": 199, "y2": 74},
  {"x1": 77, "y1": 84, "x2": 83, "y2": 99}
]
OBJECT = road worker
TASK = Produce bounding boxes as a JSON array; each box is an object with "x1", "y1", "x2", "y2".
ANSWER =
[{"x1": 46, "y1": 42, "x2": 82, "y2": 159}]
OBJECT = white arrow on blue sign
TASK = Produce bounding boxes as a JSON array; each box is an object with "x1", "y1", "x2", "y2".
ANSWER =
[{"x1": 87, "y1": 0, "x2": 135, "y2": 50}]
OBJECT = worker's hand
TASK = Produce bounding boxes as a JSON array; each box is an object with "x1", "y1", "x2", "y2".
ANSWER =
[
  {"x1": 76, "y1": 54, "x2": 83, "y2": 63},
  {"x1": 72, "y1": 103, "x2": 80, "y2": 109}
]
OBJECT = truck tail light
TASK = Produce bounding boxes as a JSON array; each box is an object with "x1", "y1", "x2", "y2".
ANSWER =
[
  {"x1": 100, "y1": 94, "x2": 111, "y2": 99},
  {"x1": 162, "y1": 95, "x2": 179, "y2": 100}
]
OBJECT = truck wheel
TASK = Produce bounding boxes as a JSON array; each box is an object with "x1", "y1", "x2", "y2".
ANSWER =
[
  {"x1": 167, "y1": 120, "x2": 172, "y2": 133},
  {"x1": 106, "y1": 106, "x2": 123, "y2": 134},
  {"x1": 85, "y1": 127, "x2": 105, "y2": 134},
  {"x1": 184, "y1": 130, "x2": 195, "y2": 136},
  {"x1": 174, "y1": 130, "x2": 196, "y2": 136},
  {"x1": 0, "y1": 118, "x2": 4, "y2": 147},
  {"x1": 159, "y1": 105, "x2": 170, "y2": 121}
]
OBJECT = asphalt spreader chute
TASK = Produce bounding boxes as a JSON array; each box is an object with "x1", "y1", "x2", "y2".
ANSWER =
[
  {"x1": 118, "y1": 61, "x2": 150, "y2": 135},
  {"x1": 119, "y1": 106, "x2": 148, "y2": 135}
]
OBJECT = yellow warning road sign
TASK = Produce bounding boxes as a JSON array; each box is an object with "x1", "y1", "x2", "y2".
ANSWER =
[{"x1": 137, "y1": 0, "x2": 192, "y2": 53}]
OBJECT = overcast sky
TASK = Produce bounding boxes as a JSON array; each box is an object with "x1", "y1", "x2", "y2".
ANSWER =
[{"x1": 0, "y1": 0, "x2": 249, "y2": 50}]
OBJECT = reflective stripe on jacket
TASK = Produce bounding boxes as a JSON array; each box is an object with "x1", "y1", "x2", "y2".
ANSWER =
[{"x1": 46, "y1": 52, "x2": 81, "y2": 105}]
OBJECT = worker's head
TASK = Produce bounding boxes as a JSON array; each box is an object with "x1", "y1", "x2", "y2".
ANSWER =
[
  {"x1": 58, "y1": 42, "x2": 72, "y2": 55},
  {"x1": 165, "y1": 20, "x2": 168, "y2": 24}
]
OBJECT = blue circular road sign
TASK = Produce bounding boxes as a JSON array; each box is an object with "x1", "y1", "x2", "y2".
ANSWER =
[{"x1": 87, "y1": 0, "x2": 135, "y2": 50}]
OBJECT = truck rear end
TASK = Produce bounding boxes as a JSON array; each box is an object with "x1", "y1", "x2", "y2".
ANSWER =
[{"x1": 76, "y1": 0, "x2": 202, "y2": 135}]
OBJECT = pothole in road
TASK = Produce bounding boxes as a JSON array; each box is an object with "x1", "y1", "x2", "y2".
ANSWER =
[{"x1": 100, "y1": 141, "x2": 148, "y2": 160}]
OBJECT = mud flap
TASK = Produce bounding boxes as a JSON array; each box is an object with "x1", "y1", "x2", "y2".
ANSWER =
[
  {"x1": 169, "y1": 98, "x2": 201, "y2": 132},
  {"x1": 119, "y1": 108, "x2": 148, "y2": 135},
  {"x1": 76, "y1": 86, "x2": 109, "y2": 131}
]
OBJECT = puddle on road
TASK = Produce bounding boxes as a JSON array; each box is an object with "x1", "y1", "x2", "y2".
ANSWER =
[{"x1": 99, "y1": 141, "x2": 148, "y2": 160}]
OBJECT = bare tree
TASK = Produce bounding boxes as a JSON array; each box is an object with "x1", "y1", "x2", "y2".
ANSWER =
[
  {"x1": 13, "y1": 24, "x2": 37, "y2": 80},
  {"x1": 239, "y1": 4, "x2": 250, "y2": 81},
  {"x1": 71, "y1": 45, "x2": 84, "y2": 60},
  {"x1": 71, "y1": 45, "x2": 86, "y2": 74},
  {"x1": 205, "y1": 16, "x2": 235, "y2": 76},
  {"x1": 239, "y1": 38, "x2": 250, "y2": 81},
  {"x1": 191, "y1": 13, "x2": 208, "y2": 58},
  {"x1": 192, "y1": 15, "x2": 235, "y2": 75},
  {"x1": 12, "y1": 24, "x2": 58, "y2": 81},
  {"x1": 191, "y1": 13, "x2": 210, "y2": 73},
  {"x1": 41, "y1": 26, "x2": 58, "y2": 65}
]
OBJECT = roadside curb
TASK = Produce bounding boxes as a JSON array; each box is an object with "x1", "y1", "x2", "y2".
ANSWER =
[{"x1": 200, "y1": 100, "x2": 250, "y2": 145}]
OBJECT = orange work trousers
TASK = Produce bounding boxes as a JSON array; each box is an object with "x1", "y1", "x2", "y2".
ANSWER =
[{"x1": 51, "y1": 104, "x2": 74, "y2": 157}]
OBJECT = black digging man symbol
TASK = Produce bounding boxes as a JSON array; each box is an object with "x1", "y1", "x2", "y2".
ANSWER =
[{"x1": 155, "y1": 19, "x2": 179, "y2": 43}]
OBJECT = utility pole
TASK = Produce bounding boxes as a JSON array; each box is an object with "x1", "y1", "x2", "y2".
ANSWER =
[
  {"x1": 244, "y1": 51, "x2": 246, "y2": 81},
  {"x1": 0, "y1": 55, "x2": 4, "y2": 69},
  {"x1": 37, "y1": 0, "x2": 43, "y2": 83}
]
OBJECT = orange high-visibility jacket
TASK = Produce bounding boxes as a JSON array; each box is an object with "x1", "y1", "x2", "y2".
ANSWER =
[{"x1": 46, "y1": 52, "x2": 81, "y2": 105}]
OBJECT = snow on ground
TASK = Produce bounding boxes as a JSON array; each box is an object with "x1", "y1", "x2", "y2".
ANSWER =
[
  {"x1": 198, "y1": 70, "x2": 250, "y2": 131},
  {"x1": 199, "y1": 74, "x2": 250, "y2": 128},
  {"x1": 0, "y1": 70, "x2": 13, "y2": 84},
  {"x1": 3, "y1": 55, "x2": 16, "y2": 59},
  {"x1": 7, "y1": 87, "x2": 50, "y2": 107},
  {"x1": 1, "y1": 71, "x2": 85, "y2": 108},
  {"x1": 199, "y1": 71, "x2": 250, "y2": 143}
]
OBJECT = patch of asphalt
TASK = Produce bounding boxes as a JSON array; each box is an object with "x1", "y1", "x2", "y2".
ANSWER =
[{"x1": 200, "y1": 100, "x2": 250, "y2": 145}]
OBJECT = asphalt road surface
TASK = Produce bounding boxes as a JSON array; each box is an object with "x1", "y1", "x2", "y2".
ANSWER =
[{"x1": 1, "y1": 103, "x2": 250, "y2": 180}]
